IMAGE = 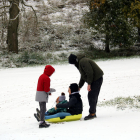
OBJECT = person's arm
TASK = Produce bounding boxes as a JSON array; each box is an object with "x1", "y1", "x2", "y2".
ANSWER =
[
  {"x1": 56, "y1": 97, "x2": 59, "y2": 104},
  {"x1": 81, "y1": 60, "x2": 94, "y2": 91},
  {"x1": 79, "y1": 76, "x2": 85, "y2": 89},
  {"x1": 56, "y1": 97, "x2": 77, "y2": 109}
]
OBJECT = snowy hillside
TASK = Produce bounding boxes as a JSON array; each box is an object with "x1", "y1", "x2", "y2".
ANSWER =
[
  {"x1": 0, "y1": 58, "x2": 140, "y2": 140},
  {"x1": 16, "y1": 0, "x2": 103, "y2": 50}
]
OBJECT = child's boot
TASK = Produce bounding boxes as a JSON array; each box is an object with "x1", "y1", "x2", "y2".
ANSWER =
[
  {"x1": 34, "y1": 113, "x2": 40, "y2": 122},
  {"x1": 39, "y1": 121, "x2": 50, "y2": 128},
  {"x1": 36, "y1": 108, "x2": 40, "y2": 115}
]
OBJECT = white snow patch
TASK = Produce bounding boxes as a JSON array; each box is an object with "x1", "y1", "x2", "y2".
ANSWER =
[{"x1": 0, "y1": 58, "x2": 140, "y2": 140}]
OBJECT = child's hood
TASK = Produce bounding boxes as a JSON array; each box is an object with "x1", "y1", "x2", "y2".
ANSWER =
[{"x1": 44, "y1": 65, "x2": 55, "y2": 76}]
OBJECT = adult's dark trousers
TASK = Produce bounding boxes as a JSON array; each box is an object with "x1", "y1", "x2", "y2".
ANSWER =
[
  {"x1": 88, "y1": 77, "x2": 103, "y2": 114},
  {"x1": 39, "y1": 102, "x2": 46, "y2": 121}
]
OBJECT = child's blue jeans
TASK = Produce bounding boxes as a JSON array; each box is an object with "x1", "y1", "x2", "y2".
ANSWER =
[{"x1": 45, "y1": 112, "x2": 71, "y2": 120}]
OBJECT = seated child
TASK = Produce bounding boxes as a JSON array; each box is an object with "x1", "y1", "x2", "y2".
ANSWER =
[
  {"x1": 56, "y1": 92, "x2": 66, "y2": 104},
  {"x1": 44, "y1": 83, "x2": 83, "y2": 120},
  {"x1": 45, "y1": 92, "x2": 67, "y2": 115}
]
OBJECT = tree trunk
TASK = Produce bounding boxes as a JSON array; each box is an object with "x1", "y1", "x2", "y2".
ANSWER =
[
  {"x1": 7, "y1": 0, "x2": 19, "y2": 53},
  {"x1": 105, "y1": 22, "x2": 110, "y2": 53},
  {"x1": 138, "y1": 27, "x2": 140, "y2": 43},
  {"x1": 105, "y1": 34, "x2": 110, "y2": 53}
]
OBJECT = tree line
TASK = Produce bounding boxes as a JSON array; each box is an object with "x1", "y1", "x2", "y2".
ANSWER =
[{"x1": 0, "y1": 0, "x2": 140, "y2": 54}]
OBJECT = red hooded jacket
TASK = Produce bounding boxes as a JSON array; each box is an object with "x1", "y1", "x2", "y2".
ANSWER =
[{"x1": 37, "y1": 65, "x2": 55, "y2": 92}]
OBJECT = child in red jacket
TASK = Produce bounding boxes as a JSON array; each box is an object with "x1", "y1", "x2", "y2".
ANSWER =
[{"x1": 35, "y1": 65, "x2": 55, "y2": 128}]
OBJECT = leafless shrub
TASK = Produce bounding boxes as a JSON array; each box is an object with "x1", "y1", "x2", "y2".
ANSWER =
[
  {"x1": 0, "y1": 0, "x2": 9, "y2": 50},
  {"x1": 18, "y1": 10, "x2": 40, "y2": 49},
  {"x1": 67, "y1": 0, "x2": 87, "y2": 5}
]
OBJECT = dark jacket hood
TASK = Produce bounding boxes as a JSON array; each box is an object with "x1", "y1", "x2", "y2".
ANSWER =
[
  {"x1": 44, "y1": 65, "x2": 55, "y2": 76},
  {"x1": 77, "y1": 55, "x2": 85, "y2": 62}
]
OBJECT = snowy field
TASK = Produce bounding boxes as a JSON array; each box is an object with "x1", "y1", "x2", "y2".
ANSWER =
[{"x1": 0, "y1": 58, "x2": 140, "y2": 140}]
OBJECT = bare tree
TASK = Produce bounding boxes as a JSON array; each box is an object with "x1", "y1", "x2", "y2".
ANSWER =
[
  {"x1": 0, "y1": 0, "x2": 38, "y2": 53},
  {"x1": 7, "y1": 0, "x2": 19, "y2": 53}
]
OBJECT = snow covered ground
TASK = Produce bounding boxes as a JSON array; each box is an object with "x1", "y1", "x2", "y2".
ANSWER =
[{"x1": 0, "y1": 58, "x2": 140, "y2": 140}]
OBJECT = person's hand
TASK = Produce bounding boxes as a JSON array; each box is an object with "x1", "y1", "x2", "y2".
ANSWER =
[
  {"x1": 49, "y1": 93, "x2": 51, "y2": 95},
  {"x1": 87, "y1": 85, "x2": 91, "y2": 91},
  {"x1": 55, "y1": 106, "x2": 57, "y2": 110}
]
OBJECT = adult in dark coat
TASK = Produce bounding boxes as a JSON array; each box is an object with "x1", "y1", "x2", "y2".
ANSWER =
[{"x1": 68, "y1": 54, "x2": 104, "y2": 120}]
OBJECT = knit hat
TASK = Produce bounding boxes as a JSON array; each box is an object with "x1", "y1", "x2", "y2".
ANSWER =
[
  {"x1": 59, "y1": 95, "x2": 66, "y2": 102},
  {"x1": 68, "y1": 54, "x2": 77, "y2": 64},
  {"x1": 69, "y1": 83, "x2": 79, "y2": 93}
]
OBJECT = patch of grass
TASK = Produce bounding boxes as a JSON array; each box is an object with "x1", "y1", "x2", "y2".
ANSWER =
[
  {"x1": 46, "y1": 53, "x2": 53, "y2": 58},
  {"x1": 16, "y1": 51, "x2": 45, "y2": 65},
  {"x1": 98, "y1": 96, "x2": 140, "y2": 110},
  {"x1": 0, "y1": 51, "x2": 70, "y2": 68},
  {"x1": 59, "y1": 52, "x2": 67, "y2": 59}
]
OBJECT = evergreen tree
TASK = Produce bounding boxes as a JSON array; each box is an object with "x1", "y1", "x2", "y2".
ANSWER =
[
  {"x1": 84, "y1": 0, "x2": 137, "y2": 52},
  {"x1": 123, "y1": 0, "x2": 140, "y2": 42}
]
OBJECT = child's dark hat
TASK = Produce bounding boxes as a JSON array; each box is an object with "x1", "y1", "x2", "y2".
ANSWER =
[{"x1": 69, "y1": 83, "x2": 79, "y2": 93}]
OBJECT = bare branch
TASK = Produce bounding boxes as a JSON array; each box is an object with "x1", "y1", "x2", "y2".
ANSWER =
[
  {"x1": 0, "y1": 11, "x2": 9, "y2": 15},
  {"x1": 10, "y1": 13, "x2": 20, "y2": 20},
  {"x1": 0, "y1": 2, "x2": 20, "y2": 21},
  {"x1": 0, "y1": 5, "x2": 10, "y2": 9},
  {"x1": 21, "y1": 0, "x2": 38, "y2": 26}
]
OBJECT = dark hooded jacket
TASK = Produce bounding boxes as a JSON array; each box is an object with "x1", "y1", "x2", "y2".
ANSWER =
[
  {"x1": 56, "y1": 92, "x2": 83, "y2": 115},
  {"x1": 35, "y1": 65, "x2": 55, "y2": 102},
  {"x1": 76, "y1": 55, "x2": 104, "y2": 88}
]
